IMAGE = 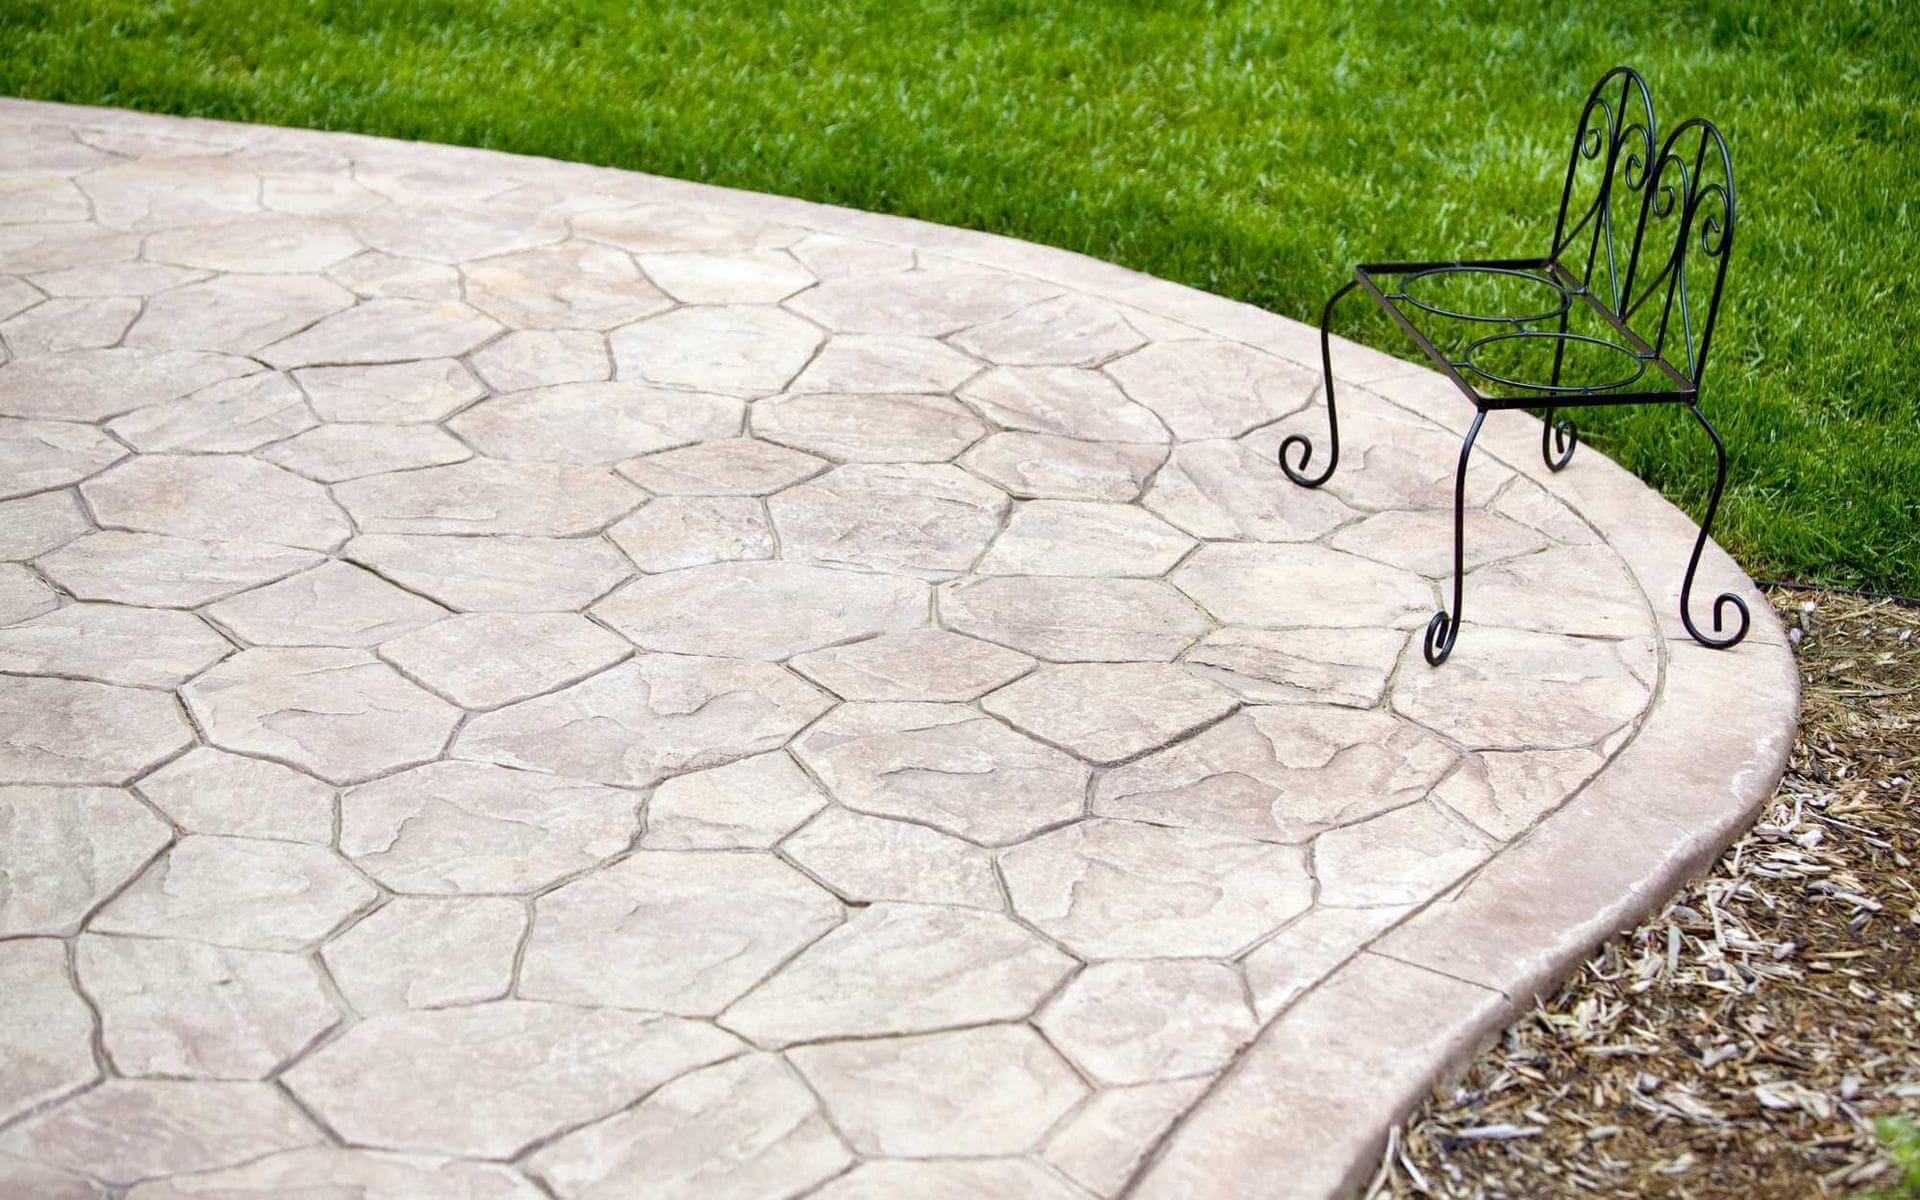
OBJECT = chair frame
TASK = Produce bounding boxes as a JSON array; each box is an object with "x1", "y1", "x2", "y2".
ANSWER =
[{"x1": 1281, "y1": 66, "x2": 1751, "y2": 664}]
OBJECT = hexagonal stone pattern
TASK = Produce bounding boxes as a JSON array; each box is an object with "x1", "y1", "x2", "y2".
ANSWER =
[
  {"x1": 642, "y1": 751, "x2": 827, "y2": 849},
  {"x1": 183, "y1": 647, "x2": 461, "y2": 784},
  {"x1": 0, "y1": 1080, "x2": 321, "y2": 1187},
  {"x1": 520, "y1": 851, "x2": 841, "y2": 1013},
  {"x1": 1094, "y1": 706, "x2": 1459, "y2": 842},
  {"x1": 0, "y1": 938, "x2": 98, "y2": 1123},
  {"x1": 339, "y1": 761, "x2": 637, "y2": 893},
  {"x1": 789, "y1": 628, "x2": 1033, "y2": 701},
  {"x1": 755, "y1": 391, "x2": 986, "y2": 462},
  {"x1": 0, "y1": 676, "x2": 193, "y2": 784},
  {"x1": 1000, "y1": 819, "x2": 1314, "y2": 957},
  {"x1": 321, "y1": 896, "x2": 526, "y2": 1013},
  {"x1": 282, "y1": 1001, "x2": 742, "y2": 1157},
  {"x1": 790, "y1": 1024, "x2": 1087, "y2": 1156},
  {"x1": 378, "y1": 611, "x2": 630, "y2": 709},
  {"x1": 593, "y1": 560, "x2": 927, "y2": 660},
  {"x1": 793, "y1": 703, "x2": 1090, "y2": 845},
  {"x1": 1038, "y1": 960, "x2": 1257, "y2": 1085},
  {"x1": 77, "y1": 935, "x2": 338, "y2": 1079},
  {"x1": 93, "y1": 835, "x2": 376, "y2": 950},
  {"x1": 530, "y1": 1055, "x2": 851, "y2": 1200},
  {"x1": 721, "y1": 903, "x2": 1074, "y2": 1046},
  {"x1": 983, "y1": 662, "x2": 1237, "y2": 764},
  {"x1": 770, "y1": 463, "x2": 1008, "y2": 576},
  {"x1": 0, "y1": 108, "x2": 1737, "y2": 1198},
  {"x1": 456, "y1": 654, "x2": 831, "y2": 787},
  {"x1": 942, "y1": 576, "x2": 1208, "y2": 661},
  {"x1": 0, "y1": 786, "x2": 170, "y2": 935}
]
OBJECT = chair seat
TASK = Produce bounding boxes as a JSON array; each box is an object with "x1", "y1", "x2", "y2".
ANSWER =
[{"x1": 1351, "y1": 258, "x2": 1697, "y2": 410}]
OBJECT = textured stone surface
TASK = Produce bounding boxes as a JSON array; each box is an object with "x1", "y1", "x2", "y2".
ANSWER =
[
  {"x1": 781, "y1": 807, "x2": 1003, "y2": 909},
  {"x1": 0, "y1": 417, "x2": 125, "y2": 496},
  {"x1": 617, "y1": 437, "x2": 824, "y2": 496},
  {"x1": 119, "y1": 1147, "x2": 543, "y2": 1200},
  {"x1": 183, "y1": 647, "x2": 461, "y2": 783},
  {"x1": 984, "y1": 662, "x2": 1235, "y2": 764},
  {"x1": 942, "y1": 575, "x2": 1208, "y2": 661},
  {"x1": 456, "y1": 655, "x2": 831, "y2": 788},
  {"x1": 791, "y1": 1025, "x2": 1087, "y2": 1156},
  {"x1": 340, "y1": 761, "x2": 637, "y2": 893},
  {"x1": 262, "y1": 422, "x2": 471, "y2": 482},
  {"x1": 0, "y1": 105, "x2": 1797, "y2": 1199},
  {"x1": 136, "y1": 748, "x2": 334, "y2": 844},
  {"x1": 84, "y1": 455, "x2": 349, "y2": 551},
  {"x1": 790, "y1": 628, "x2": 1033, "y2": 701},
  {"x1": 345, "y1": 533, "x2": 632, "y2": 612},
  {"x1": 961, "y1": 432, "x2": 1165, "y2": 502},
  {"x1": 378, "y1": 611, "x2": 629, "y2": 709},
  {"x1": 78, "y1": 935, "x2": 338, "y2": 1078},
  {"x1": 960, "y1": 365, "x2": 1168, "y2": 443},
  {"x1": 1094, "y1": 706, "x2": 1459, "y2": 843},
  {"x1": 282, "y1": 1002, "x2": 741, "y2": 1157},
  {"x1": 295, "y1": 359, "x2": 483, "y2": 422},
  {"x1": 606, "y1": 495, "x2": 773, "y2": 572},
  {"x1": 594, "y1": 560, "x2": 926, "y2": 660},
  {"x1": 321, "y1": 896, "x2": 526, "y2": 1013},
  {"x1": 611, "y1": 305, "x2": 820, "y2": 395},
  {"x1": 0, "y1": 603, "x2": 228, "y2": 687},
  {"x1": 450, "y1": 382, "x2": 741, "y2": 465},
  {"x1": 207, "y1": 561, "x2": 446, "y2": 648},
  {"x1": 1173, "y1": 541, "x2": 1430, "y2": 629},
  {"x1": 721, "y1": 903, "x2": 1074, "y2": 1046},
  {"x1": 521, "y1": 851, "x2": 842, "y2": 1013},
  {"x1": 336, "y1": 459, "x2": 640, "y2": 537},
  {"x1": 108, "y1": 373, "x2": 315, "y2": 455},
  {"x1": 0, "y1": 786, "x2": 170, "y2": 936},
  {"x1": 756, "y1": 391, "x2": 986, "y2": 462},
  {"x1": 1038, "y1": 959, "x2": 1256, "y2": 1084},
  {"x1": 793, "y1": 703, "x2": 1089, "y2": 845},
  {"x1": 530, "y1": 1055, "x2": 851, "y2": 1200},
  {"x1": 0, "y1": 676, "x2": 193, "y2": 784},
  {"x1": 38, "y1": 532, "x2": 321, "y2": 607},
  {"x1": 0, "y1": 1080, "x2": 320, "y2": 1187},
  {"x1": 642, "y1": 751, "x2": 827, "y2": 849},
  {"x1": 93, "y1": 835, "x2": 375, "y2": 950},
  {"x1": 1001, "y1": 819, "x2": 1314, "y2": 957},
  {"x1": 0, "y1": 938, "x2": 97, "y2": 1123},
  {"x1": 977, "y1": 500, "x2": 1194, "y2": 577},
  {"x1": 770, "y1": 463, "x2": 1008, "y2": 576}
]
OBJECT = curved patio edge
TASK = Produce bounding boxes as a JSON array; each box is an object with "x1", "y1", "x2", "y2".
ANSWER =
[{"x1": 0, "y1": 98, "x2": 1802, "y2": 1200}]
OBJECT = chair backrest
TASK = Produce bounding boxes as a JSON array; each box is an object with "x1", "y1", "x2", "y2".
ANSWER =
[{"x1": 1549, "y1": 68, "x2": 1735, "y2": 389}]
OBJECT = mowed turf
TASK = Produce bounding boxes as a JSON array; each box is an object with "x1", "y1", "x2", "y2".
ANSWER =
[{"x1": 1, "y1": 0, "x2": 1912, "y2": 590}]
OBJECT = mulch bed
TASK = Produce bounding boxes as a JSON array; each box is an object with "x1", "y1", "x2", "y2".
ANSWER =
[{"x1": 1376, "y1": 589, "x2": 1920, "y2": 1199}]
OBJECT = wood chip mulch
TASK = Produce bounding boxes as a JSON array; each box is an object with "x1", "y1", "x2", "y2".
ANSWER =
[{"x1": 1375, "y1": 590, "x2": 1920, "y2": 1199}]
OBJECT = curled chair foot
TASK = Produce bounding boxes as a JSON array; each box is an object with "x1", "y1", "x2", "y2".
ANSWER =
[
  {"x1": 1422, "y1": 610, "x2": 1458, "y2": 666},
  {"x1": 1543, "y1": 409, "x2": 1578, "y2": 471},
  {"x1": 1283, "y1": 279, "x2": 1359, "y2": 489},
  {"x1": 1678, "y1": 400, "x2": 1750, "y2": 650}
]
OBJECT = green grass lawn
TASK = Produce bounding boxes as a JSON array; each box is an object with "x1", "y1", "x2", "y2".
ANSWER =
[{"x1": 2, "y1": 0, "x2": 1913, "y2": 590}]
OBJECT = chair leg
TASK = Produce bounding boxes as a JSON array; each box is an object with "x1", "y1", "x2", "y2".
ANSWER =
[
  {"x1": 1539, "y1": 305, "x2": 1578, "y2": 471},
  {"x1": 1278, "y1": 280, "x2": 1356, "y2": 488},
  {"x1": 1541, "y1": 406, "x2": 1578, "y2": 471},
  {"x1": 1424, "y1": 408, "x2": 1487, "y2": 666},
  {"x1": 1679, "y1": 401, "x2": 1751, "y2": 649}
]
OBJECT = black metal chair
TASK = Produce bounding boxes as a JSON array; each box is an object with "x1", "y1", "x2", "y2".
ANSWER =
[{"x1": 1282, "y1": 66, "x2": 1749, "y2": 665}]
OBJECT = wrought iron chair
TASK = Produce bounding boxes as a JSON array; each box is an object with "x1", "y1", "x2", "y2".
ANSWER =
[{"x1": 1282, "y1": 66, "x2": 1749, "y2": 665}]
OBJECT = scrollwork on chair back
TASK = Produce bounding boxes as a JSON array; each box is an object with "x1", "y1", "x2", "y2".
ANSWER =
[
  {"x1": 1620, "y1": 118, "x2": 1735, "y2": 388},
  {"x1": 1549, "y1": 66, "x2": 1659, "y2": 312}
]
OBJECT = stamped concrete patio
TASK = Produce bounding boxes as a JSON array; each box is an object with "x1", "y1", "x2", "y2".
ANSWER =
[{"x1": 0, "y1": 100, "x2": 1799, "y2": 1199}]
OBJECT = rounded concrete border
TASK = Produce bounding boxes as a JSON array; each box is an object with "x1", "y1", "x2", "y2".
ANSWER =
[{"x1": 2, "y1": 98, "x2": 1801, "y2": 1199}]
